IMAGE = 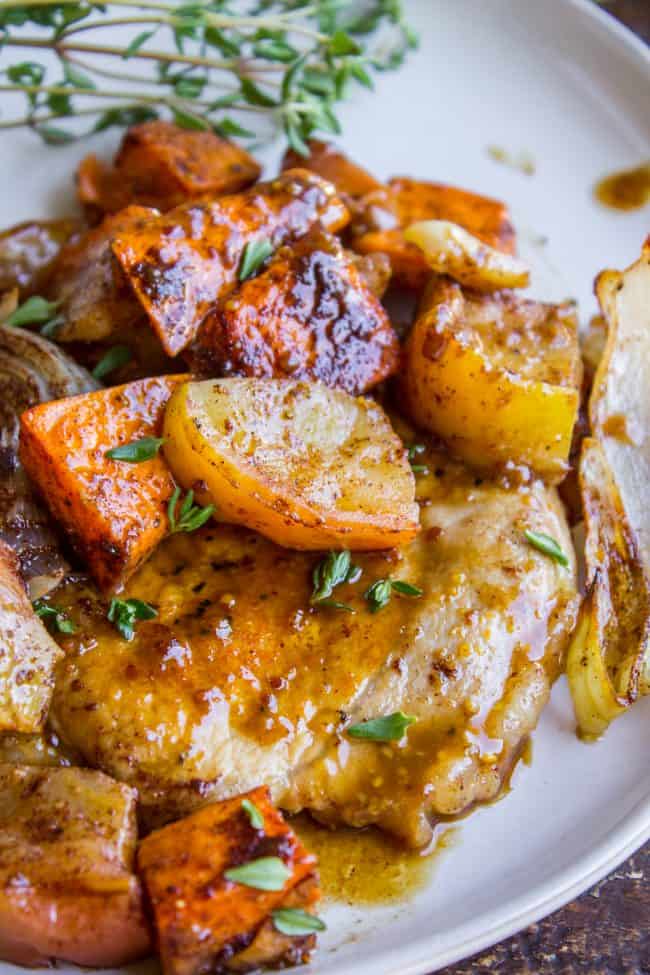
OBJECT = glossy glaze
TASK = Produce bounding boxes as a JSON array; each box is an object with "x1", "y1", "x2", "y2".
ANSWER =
[{"x1": 50, "y1": 443, "x2": 578, "y2": 846}]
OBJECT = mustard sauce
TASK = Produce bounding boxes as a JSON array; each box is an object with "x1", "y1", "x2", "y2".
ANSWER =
[
  {"x1": 594, "y1": 162, "x2": 650, "y2": 212},
  {"x1": 293, "y1": 815, "x2": 455, "y2": 905}
]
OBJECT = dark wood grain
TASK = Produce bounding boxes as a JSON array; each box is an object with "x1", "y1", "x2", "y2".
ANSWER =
[{"x1": 438, "y1": 5, "x2": 649, "y2": 973}]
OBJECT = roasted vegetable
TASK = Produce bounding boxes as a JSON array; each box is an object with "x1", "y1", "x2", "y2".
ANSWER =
[
  {"x1": 0, "y1": 220, "x2": 79, "y2": 299},
  {"x1": 0, "y1": 541, "x2": 62, "y2": 733},
  {"x1": 0, "y1": 764, "x2": 150, "y2": 967},
  {"x1": 112, "y1": 170, "x2": 349, "y2": 357},
  {"x1": 566, "y1": 439, "x2": 650, "y2": 739},
  {"x1": 163, "y1": 378, "x2": 419, "y2": 551},
  {"x1": 281, "y1": 144, "x2": 516, "y2": 291},
  {"x1": 591, "y1": 239, "x2": 650, "y2": 567},
  {"x1": 189, "y1": 230, "x2": 399, "y2": 394},
  {"x1": 404, "y1": 219, "x2": 530, "y2": 292},
  {"x1": 282, "y1": 139, "x2": 384, "y2": 202},
  {"x1": 77, "y1": 121, "x2": 261, "y2": 220},
  {"x1": 0, "y1": 323, "x2": 98, "y2": 595},
  {"x1": 138, "y1": 787, "x2": 320, "y2": 975},
  {"x1": 19, "y1": 376, "x2": 187, "y2": 591},
  {"x1": 49, "y1": 206, "x2": 152, "y2": 344},
  {"x1": 567, "y1": 242, "x2": 650, "y2": 737},
  {"x1": 402, "y1": 278, "x2": 581, "y2": 481}
]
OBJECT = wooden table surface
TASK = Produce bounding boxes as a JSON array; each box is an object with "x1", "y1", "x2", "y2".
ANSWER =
[{"x1": 440, "y1": 4, "x2": 649, "y2": 973}]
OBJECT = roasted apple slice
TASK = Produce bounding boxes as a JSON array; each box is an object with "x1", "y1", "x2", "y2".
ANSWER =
[
  {"x1": 163, "y1": 378, "x2": 419, "y2": 550},
  {"x1": 0, "y1": 764, "x2": 150, "y2": 967},
  {"x1": 138, "y1": 786, "x2": 321, "y2": 975},
  {"x1": 402, "y1": 277, "x2": 581, "y2": 481},
  {"x1": 404, "y1": 219, "x2": 530, "y2": 292}
]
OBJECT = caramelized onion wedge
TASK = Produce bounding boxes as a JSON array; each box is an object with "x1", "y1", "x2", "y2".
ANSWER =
[
  {"x1": 0, "y1": 323, "x2": 97, "y2": 595},
  {"x1": 404, "y1": 219, "x2": 530, "y2": 292},
  {"x1": 567, "y1": 438, "x2": 650, "y2": 739},
  {"x1": 591, "y1": 239, "x2": 650, "y2": 567},
  {"x1": 163, "y1": 378, "x2": 419, "y2": 550}
]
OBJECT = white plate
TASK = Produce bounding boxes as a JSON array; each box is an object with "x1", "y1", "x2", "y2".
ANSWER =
[{"x1": 1, "y1": 1, "x2": 649, "y2": 973}]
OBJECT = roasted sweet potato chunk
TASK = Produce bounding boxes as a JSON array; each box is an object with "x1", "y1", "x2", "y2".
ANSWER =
[
  {"x1": 0, "y1": 764, "x2": 150, "y2": 967},
  {"x1": 353, "y1": 176, "x2": 517, "y2": 289},
  {"x1": 0, "y1": 219, "x2": 79, "y2": 298},
  {"x1": 49, "y1": 206, "x2": 153, "y2": 343},
  {"x1": 78, "y1": 121, "x2": 261, "y2": 219},
  {"x1": 19, "y1": 376, "x2": 187, "y2": 591},
  {"x1": 282, "y1": 139, "x2": 383, "y2": 201},
  {"x1": 138, "y1": 787, "x2": 321, "y2": 975},
  {"x1": 0, "y1": 542, "x2": 62, "y2": 733},
  {"x1": 112, "y1": 169, "x2": 349, "y2": 357},
  {"x1": 402, "y1": 278, "x2": 581, "y2": 481},
  {"x1": 190, "y1": 231, "x2": 398, "y2": 394}
]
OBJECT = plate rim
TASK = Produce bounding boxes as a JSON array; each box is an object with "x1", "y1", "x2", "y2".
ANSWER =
[{"x1": 323, "y1": 1, "x2": 650, "y2": 971}]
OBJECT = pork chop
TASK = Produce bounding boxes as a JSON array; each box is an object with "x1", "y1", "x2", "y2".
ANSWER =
[{"x1": 49, "y1": 443, "x2": 578, "y2": 848}]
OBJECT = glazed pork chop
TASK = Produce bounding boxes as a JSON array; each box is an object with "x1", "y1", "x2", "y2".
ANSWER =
[{"x1": 49, "y1": 442, "x2": 578, "y2": 848}]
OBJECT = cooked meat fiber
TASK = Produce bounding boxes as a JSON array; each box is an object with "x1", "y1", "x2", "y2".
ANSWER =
[
  {"x1": 189, "y1": 231, "x2": 399, "y2": 395},
  {"x1": 49, "y1": 443, "x2": 578, "y2": 847}
]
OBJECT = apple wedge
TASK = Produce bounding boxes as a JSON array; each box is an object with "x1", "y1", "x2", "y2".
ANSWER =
[{"x1": 163, "y1": 378, "x2": 419, "y2": 550}]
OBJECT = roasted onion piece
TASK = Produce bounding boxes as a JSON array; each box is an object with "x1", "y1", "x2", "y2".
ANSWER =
[
  {"x1": 567, "y1": 242, "x2": 650, "y2": 737},
  {"x1": 0, "y1": 322, "x2": 97, "y2": 595}
]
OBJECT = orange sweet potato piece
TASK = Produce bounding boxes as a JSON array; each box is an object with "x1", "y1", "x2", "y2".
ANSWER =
[
  {"x1": 112, "y1": 169, "x2": 349, "y2": 357},
  {"x1": 189, "y1": 230, "x2": 399, "y2": 394},
  {"x1": 138, "y1": 787, "x2": 321, "y2": 975},
  {"x1": 19, "y1": 376, "x2": 188, "y2": 592},
  {"x1": 0, "y1": 764, "x2": 151, "y2": 967},
  {"x1": 282, "y1": 139, "x2": 383, "y2": 201},
  {"x1": 78, "y1": 121, "x2": 261, "y2": 219},
  {"x1": 352, "y1": 177, "x2": 517, "y2": 289}
]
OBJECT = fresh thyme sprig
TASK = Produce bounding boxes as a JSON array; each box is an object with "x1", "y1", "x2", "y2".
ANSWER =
[{"x1": 0, "y1": 1, "x2": 417, "y2": 151}]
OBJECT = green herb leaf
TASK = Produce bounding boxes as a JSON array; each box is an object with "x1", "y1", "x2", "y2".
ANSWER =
[
  {"x1": 107, "y1": 597, "x2": 157, "y2": 641},
  {"x1": 92, "y1": 345, "x2": 132, "y2": 380},
  {"x1": 253, "y1": 38, "x2": 298, "y2": 63},
  {"x1": 33, "y1": 599, "x2": 75, "y2": 634},
  {"x1": 240, "y1": 77, "x2": 277, "y2": 108},
  {"x1": 328, "y1": 30, "x2": 361, "y2": 57},
  {"x1": 123, "y1": 30, "x2": 155, "y2": 59},
  {"x1": 239, "y1": 239, "x2": 274, "y2": 281},
  {"x1": 315, "y1": 598, "x2": 355, "y2": 613},
  {"x1": 311, "y1": 550, "x2": 352, "y2": 604},
  {"x1": 272, "y1": 908, "x2": 326, "y2": 936},
  {"x1": 93, "y1": 105, "x2": 158, "y2": 133},
  {"x1": 63, "y1": 62, "x2": 95, "y2": 90},
  {"x1": 347, "y1": 711, "x2": 417, "y2": 742},
  {"x1": 5, "y1": 295, "x2": 59, "y2": 328},
  {"x1": 524, "y1": 530, "x2": 569, "y2": 567},
  {"x1": 168, "y1": 486, "x2": 215, "y2": 534},
  {"x1": 174, "y1": 75, "x2": 205, "y2": 100},
  {"x1": 241, "y1": 798, "x2": 264, "y2": 830},
  {"x1": 365, "y1": 577, "x2": 423, "y2": 612},
  {"x1": 390, "y1": 580, "x2": 424, "y2": 597},
  {"x1": 364, "y1": 578, "x2": 392, "y2": 613},
  {"x1": 172, "y1": 105, "x2": 210, "y2": 131},
  {"x1": 213, "y1": 117, "x2": 255, "y2": 139},
  {"x1": 36, "y1": 125, "x2": 76, "y2": 146},
  {"x1": 106, "y1": 437, "x2": 164, "y2": 463},
  {"x1": 224, "y1": 856, "x2": 291, "y2": 891},
  {"x1": 39, "y1": 315, "x2": 65, "y2": 337}
]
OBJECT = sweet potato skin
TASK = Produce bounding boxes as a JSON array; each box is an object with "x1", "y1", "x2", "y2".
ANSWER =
[
  {"x1": 0, "y1": 764, "x2": 150, "y2": 967},
  {"x1": 112, "y1": 169, "x2": 349, "y2": 357},
  {"x1": 0, "y1": 541, "x2": 62, "y2": 733},
  {"x1": 78, "y1": 121, "x2": 261, "y2": 219},
  {"x1": 19, "y1": 375, "x2": 188, "y2": 591},
  {"x1": 189, "y1": 231, "x2": 399, "y2": 394},
  {"x1": 138, "y1": 786, "x2": 320, "y2": 975}
]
